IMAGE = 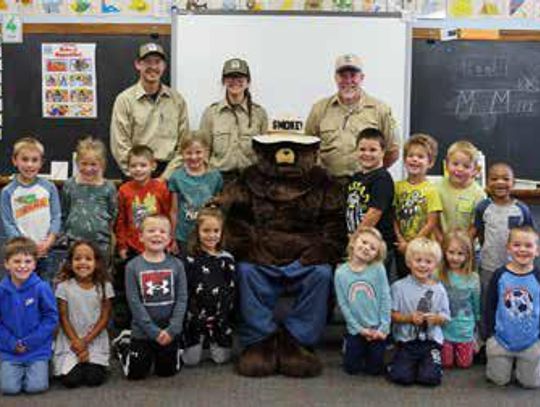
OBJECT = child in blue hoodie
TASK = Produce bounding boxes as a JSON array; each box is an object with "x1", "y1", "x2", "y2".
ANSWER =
[{"x1": 0, "y1": 237, "x2": 58, "y2": 395}]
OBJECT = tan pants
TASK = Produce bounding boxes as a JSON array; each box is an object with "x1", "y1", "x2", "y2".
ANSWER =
[{"x1": 486, "y1": 337, "x2": 540, "y2": 388}]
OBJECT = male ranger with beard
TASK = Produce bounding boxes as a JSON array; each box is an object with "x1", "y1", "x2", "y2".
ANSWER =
[
  {"x1": 110, "y1": 43, "x2": 189, "y2": 178},
  {"x1": 305, "y1": 54, "x2": 400, "y2": 179}
]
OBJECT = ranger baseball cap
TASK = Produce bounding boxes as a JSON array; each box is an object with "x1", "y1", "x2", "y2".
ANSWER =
[
  {"x1": 222, "y1": 58, "x2": 250, "y2": 77},
  {"x1": 138, "y1": 43, "x2": 167, "y2": 60},
  {"x1": 335, "y1": 54, "x2": 363, "y2": 72}
]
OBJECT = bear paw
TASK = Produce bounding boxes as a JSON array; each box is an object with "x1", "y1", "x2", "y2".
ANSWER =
[
  {"x1": 236, "y1": 333, "x2": 278, "y2": 377},
  {"x1": 277, "y1": 329, "x2": 322, "y2": 378}
]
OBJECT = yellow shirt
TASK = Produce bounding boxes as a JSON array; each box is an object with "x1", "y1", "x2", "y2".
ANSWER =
[
  {"x1": 199, "y1": 99, "x2": 268, "y2": 172},
  {"x1": 436, "y1": 177, "x2": 486, "y2": 233},
  {"x1": 394, "y1": 180, "x2": 442, "y2": 241},
  {"x1": 110, "y1": 81, "x2": 189, "y2": 175},
  {"x1": 304, "y1": 91, "x2": 399, "y2": 177}
]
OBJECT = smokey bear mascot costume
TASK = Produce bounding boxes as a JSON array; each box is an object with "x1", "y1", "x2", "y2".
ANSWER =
[{"x1": 218, "y1": 134, "x2": 345, "y2": 378}]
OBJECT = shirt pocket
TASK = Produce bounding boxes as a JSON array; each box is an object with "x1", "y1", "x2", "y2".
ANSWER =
[
  {"x1": 212, "y1": 126, "x2": 231, "y2": 159},
  {"x1": 319, "y1": 122, "x2": 340, "y2": 153},
  {"x1": 348, "y1": 115, "x2": 379, "y2": 136}
]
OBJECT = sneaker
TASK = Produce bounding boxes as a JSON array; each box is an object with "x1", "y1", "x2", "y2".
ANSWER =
[
  {"x1": 112, "y1": 330, "x2": 131, "y2": 360},
  {"x1": 112, "y1": 330, "x2": 131, "y2": 348}
]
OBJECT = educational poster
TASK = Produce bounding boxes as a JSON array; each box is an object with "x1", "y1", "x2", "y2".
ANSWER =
[
  {"x1": 415, "y1": 0, "x2": 446, "y2": 15},
  {"x1": 448, "y1": 0, "x2": 508, "y2": 17},
  {"x1": 17, "y1": 0, "x2": 38, "y2": 13},
  {"x1": 509, "y1": 0, "x2": 538, "y2": 18},
  {"x1": 38, "y1": 0, "x2": 65, "y2": 14},
  {"x1": 2, "y1": 14, "x2": 23, "y2": 43},
  {"x1": 42, "y1": 43, "x2": 97, "y2": 119},
  {"x1": 66, "y1": 0, "x2": 100, "y2": 14},
  {"x1": 0, "y1": 0, "x2": 19, "y2": 13}
]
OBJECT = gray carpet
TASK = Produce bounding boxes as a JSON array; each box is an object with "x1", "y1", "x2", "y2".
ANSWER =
[{"x1": 2, "y1": 340, "x2": 539, "y2": 407}]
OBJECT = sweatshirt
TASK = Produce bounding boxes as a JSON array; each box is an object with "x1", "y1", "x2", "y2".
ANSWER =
[
  {"x1": 0, "y1": 273, "x2": 58, "y2": 362},
  {"x1": 126, "y1": 254, "x2": 188, "y2": 340}
]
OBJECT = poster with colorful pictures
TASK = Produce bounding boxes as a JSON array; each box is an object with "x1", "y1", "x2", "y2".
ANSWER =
[
  {"x1": 448, "y1": 0, "x2": 508, "y2": 17},
  {"x1": 509, "y1": 0, "x2": 538, "y2": 18},
  {"x1": 42, "y1": 43, "x2": 97, "y2": 119}
]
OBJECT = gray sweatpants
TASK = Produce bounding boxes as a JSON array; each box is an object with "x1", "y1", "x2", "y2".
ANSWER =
[
  {"x1": 182, "y1": 342, "x2": 232, "y2": 366},
  {"x1": 486, "y1": 337, "x2": 540, "y2": 388}
]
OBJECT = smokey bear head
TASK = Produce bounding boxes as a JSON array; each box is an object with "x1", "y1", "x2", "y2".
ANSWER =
[{"x1": 252, "y1": 134, "x2": 320, "y2": 178}]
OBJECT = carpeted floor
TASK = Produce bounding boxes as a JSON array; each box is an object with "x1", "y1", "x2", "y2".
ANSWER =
[{"x1": 2, "y1": 337, "x2": 539, "y2": 407}]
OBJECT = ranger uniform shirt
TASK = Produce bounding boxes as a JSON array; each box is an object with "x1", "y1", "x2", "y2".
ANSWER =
[
  {"x1": 110, "y1": 81, "x2": 189, "y2": 175},
  {"x1": 304, "y1": 90, "x2": 399, "y2": 177},
  {"x1": 199, "y1": 99, "x2": 268, "y2": 172}
]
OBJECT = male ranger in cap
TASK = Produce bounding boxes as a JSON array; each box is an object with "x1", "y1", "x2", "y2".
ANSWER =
[
  {"x1": 110, "y1": 42, "x2": 189, "y2": 177},
  {"x1": 304, "y1": 54, "x2": 400, "y2": 178}
]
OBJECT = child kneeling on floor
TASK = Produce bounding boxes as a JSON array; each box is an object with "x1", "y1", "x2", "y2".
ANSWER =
[
  {"x1": 118, "y1": 215, "x2": 188, "y2": 380},
  {"x1": 387, "y1": 237, "x2": 450, "y2": 386},
  {"x1": 485, "y1": 226, "x2": 540, "y2": 388}
]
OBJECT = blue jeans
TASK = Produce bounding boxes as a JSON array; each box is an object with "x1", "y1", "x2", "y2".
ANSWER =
[
  {"x1": 1, "y1": 360, "x2": 49, "y2": 395},
  {"x1": 343, "y1": 334, "x2": 386, "y2": 375},
  {"x1": 237, "y1": 260, "x2": 332, "y2": 347}
]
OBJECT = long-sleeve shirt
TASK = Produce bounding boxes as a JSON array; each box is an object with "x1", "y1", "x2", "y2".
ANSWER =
[
  {"x1": 61, "y1": 177, "x2": 117, "y2": 249},
  {"x1": 125, "y1": 254, "x2": 188, "y2": 340},
  {"x1": 1, "y1": 177, "x2": 61, "y2": 242},
  {"x1": 110, "y1": 81, "x2": 189, "y2": 176},
  {"x1": 335, "y1": 262, "x2": 391, "y2": 335},
  {"x1": 485, "y1": 266, "x2": 540, "y2": 352},
  {"x1": 115, "y1": 179, "x2": 171, "y2": 253},
  {"x1": 0, "y1": 273, "x2": 58, "y2": 363}
]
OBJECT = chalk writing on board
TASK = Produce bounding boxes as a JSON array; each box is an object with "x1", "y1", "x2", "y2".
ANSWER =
[
  {"x1": 454, "y1": 89, "x2": 538, "y2": 117},
  {"x1": 460, "y1": 58, "x2": 508, "y2": 79}
]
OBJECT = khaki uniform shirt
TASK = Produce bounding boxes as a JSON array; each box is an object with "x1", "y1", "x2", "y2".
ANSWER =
[
  {"x1": 110, "y1": 81, "x2": 189, "y2": 175},
  {"x1": 304, "y1": 91, "x2": 399, "y2": 177},
  {"x1": 199, "y1": 99, "x2": 268, "y2": 172}
]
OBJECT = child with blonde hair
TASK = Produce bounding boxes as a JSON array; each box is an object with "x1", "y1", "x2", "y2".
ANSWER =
[
  {"x1": 62, "y1": 136, "x2": 117, "y2": 261},
  {"x1": 168, "y1": 132, "x2": 223, "y2": 255},
  {"x1": 1, "y1": 137, "x2": 61, "y2": 282},
  {"x1": 388, "y1": 237, "x2": 450, "y2": 386},
  {"x1": 437, "y1": 230, "x2": 480, "y2": 369},
  {"x1": 436, "y1": 140, "x2": 485, "y2": 236},
  {"x1": 393, "y1": 133, "x2": 442, "y2": 277},
  {"x1": 335, "y1": 226, "x2": 391, "y2": 375}
]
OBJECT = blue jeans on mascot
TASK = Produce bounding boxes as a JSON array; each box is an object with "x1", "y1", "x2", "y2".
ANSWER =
[{"x1": 236, "y1": 260, "x2": 332, "y2": 377}]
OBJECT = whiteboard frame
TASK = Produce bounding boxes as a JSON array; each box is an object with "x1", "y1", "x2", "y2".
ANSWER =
[{"x1": 172, "y1": 11, "x2": 411, "y2": 177}]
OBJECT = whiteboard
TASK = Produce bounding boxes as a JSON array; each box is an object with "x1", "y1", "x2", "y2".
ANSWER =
[{"x1": 172, "y1": 11, "x2": 411, "y2": 145}]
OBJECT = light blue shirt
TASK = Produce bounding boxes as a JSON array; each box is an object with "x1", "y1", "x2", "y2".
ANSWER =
[
  {"x1": 335, "y1": 262, "x2": 391, "y2": 335},
  {"x1": 391, "y1": 275, "x2": 450, "y2": 345},
  {"x1": 168, "y1": 167, "x2": 223, "y2": 242}
]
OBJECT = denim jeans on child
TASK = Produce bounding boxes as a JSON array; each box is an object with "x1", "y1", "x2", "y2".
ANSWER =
[{"x1": 1, "y1": 360, "x2": 49, "y2": 394}]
